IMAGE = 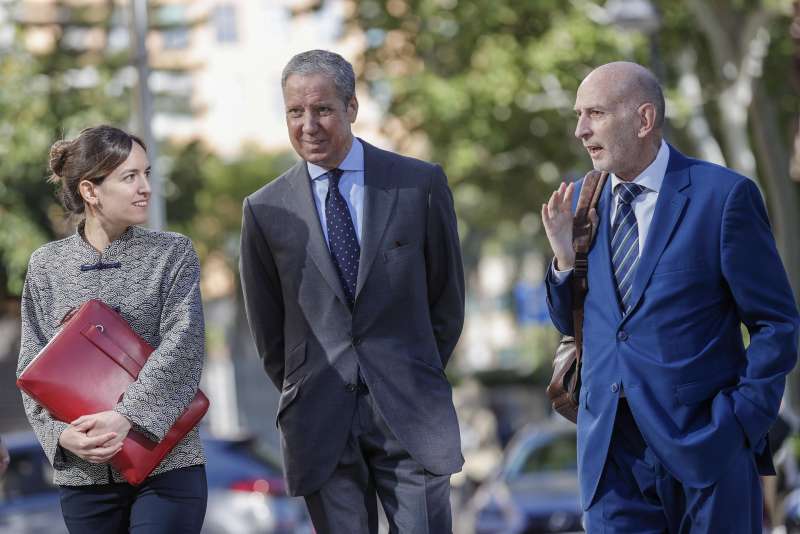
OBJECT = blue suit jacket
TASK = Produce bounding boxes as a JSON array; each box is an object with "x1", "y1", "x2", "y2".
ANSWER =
[{"x1": 546, "y1": 145, "x2": 800, "y2": 509}]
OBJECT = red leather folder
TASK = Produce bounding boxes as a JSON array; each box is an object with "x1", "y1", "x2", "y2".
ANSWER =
[{"x1": 17, "y1": 299, "x2": 209, "y2": 485}]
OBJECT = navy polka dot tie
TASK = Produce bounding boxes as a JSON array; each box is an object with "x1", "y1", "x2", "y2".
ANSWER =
[{"x1": 325, "y1": 168, "x2": 360, "y2": 308}]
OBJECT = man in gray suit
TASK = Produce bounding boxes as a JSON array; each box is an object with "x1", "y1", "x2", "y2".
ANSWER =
[{"x1": 239, "y1": 49, "x2": 465, "y2": 533}]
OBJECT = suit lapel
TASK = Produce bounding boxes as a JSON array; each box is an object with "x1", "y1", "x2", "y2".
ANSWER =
[
  {"x1": 592, "y1": 178, "x2": 622, "y2": 322},
  {"x1": 355, "y1": 141, "x2": 397, "y2": 300},
  {"x1": 282, "y1": 161, "x2": 350, "y2": 307},
  {"x1": 624, "y1": 146, "x2": 690, "y2": 317}
]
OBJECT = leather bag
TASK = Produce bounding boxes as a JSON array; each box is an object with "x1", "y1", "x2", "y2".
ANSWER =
[
  {"x1": 546, "y1": 170, "x2": 608, "y2": 423},
  {"x1": 17, "y1": 299, "x2": 209, "y2": 485}
]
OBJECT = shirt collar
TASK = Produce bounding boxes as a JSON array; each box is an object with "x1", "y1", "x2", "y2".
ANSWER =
[
  {"x1": 307, "y1": 137, "x2": 364, "y2": 181},
  {"x1": 610, "y1": 140, "x2": 669, "y2": 195}
]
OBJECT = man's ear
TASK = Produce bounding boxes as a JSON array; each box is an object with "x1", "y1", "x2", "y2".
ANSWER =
[
  {"x1": 79, "y1": 180, "x2": 99, "y2": 207},
  {"x1": 347, "y1": 95, "x2": 359, "y2": 124},
  {"x1": 637, "y1": 102, "x2": 657, "y2": 138}
]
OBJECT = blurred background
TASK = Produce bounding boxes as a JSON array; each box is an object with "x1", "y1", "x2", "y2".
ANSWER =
[{"x1": 0, "y1": 0, "x2": 799, "y2": 532}]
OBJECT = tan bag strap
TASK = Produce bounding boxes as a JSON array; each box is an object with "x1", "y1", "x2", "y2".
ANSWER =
[{"x1": 570, "y1": 171, "x2": 608, "y2": 371}]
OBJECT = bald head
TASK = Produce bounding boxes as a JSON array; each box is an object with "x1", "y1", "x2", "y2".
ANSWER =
[
  {"x1": 581, "y1": 62, "x2": 665, "y2": 129},
  {"x1": 573, "y1": 62, "x2": 664, "y2": 180}
]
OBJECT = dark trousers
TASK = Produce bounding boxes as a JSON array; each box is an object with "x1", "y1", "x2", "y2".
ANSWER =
[
  {"x1": 584, "y1": 399, "x2": 762, "y2": 533},
  {"x1": 59, "y1": 465, "x2": 207, "y2": 534},
  {"x1": 304, "y1": 384, "x2": 452, "y2": 534}
]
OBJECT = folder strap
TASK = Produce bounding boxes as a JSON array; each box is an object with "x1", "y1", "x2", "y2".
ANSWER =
[{"x1": 81, "y1": 324, "x2": 144, "y2": 379}]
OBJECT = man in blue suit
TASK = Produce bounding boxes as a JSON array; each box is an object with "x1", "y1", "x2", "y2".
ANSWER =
[{"x1": 543, "y1": 61, "x2": 799, "y2": 531}]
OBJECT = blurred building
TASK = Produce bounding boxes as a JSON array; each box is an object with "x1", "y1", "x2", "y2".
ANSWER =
[{"x1": 10, "y1": 0, "x2": 384, "y2": 156}]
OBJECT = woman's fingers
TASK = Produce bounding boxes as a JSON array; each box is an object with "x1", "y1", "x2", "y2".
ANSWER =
[
  {"x1": 82, "y1": 435, "x2": 123, "y2": 463},
  {"x1": 86, "y1": 444, "x2": 123, "y2": 463},
  {"x1": 82, "y1": 431, "x2": 117, "y2": 449}
]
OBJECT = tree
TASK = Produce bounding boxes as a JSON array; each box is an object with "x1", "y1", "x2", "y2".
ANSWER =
[
  {"x1": 0, "y1": 0, "x2": 204, "y2": 299},
  {"x1": 343, "y1": 0, "x2": 798, "y2": 272},
  {"x1": 163, "y1": 140, "x2": 295, "y2": 267},
  {"x1": 0, "y1": 0, "x2": 130, "y2": 298}
]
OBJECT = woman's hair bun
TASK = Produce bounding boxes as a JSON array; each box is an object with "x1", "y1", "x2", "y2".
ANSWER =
[{"x1": 48, "y1": 139, "x2": 72, "y2": 182}]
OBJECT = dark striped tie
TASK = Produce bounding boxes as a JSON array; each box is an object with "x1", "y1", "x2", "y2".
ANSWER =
[
  {"x1": 325, "y1": 168, "x2": 360, "y2": 308},
  {"x1": 611, "y1": 182, "x2": 646, "y2": 313}
]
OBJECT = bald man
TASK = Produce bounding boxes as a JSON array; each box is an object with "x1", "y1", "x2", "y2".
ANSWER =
[{"x1": 543, "y1": 62, "x2": 799, "y2": 531}]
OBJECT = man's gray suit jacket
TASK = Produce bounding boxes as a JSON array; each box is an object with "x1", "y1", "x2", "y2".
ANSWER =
[{"x1": 239, "y1": 139, "x2": 465, "y2": 496}]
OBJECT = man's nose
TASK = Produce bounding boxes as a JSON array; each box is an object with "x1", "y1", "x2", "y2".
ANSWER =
[
  {"x1": 302, "y1": 113, "x2": 319, "y2": 134},
  {"x1": 574, "y1": 115, "x2": 591, "y2": 140}
]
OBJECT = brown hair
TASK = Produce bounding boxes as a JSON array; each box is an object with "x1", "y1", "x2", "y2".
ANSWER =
[{"x1": 48, "y1": 125, "x2": 146, "y2": 215}]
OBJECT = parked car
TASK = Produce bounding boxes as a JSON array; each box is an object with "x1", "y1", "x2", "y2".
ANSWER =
[
  {"x1": 462, "y1": 420, "x2": 583, "y2": 534},
  {"x1": 202, "y1": 434, "x2": 312, "y2": 534},
  {"x1": 0, "y1": 431, "x2": 311, "y2": 534},
  {"x1": 0, "y1": 432, "x2": 64, "y2": 534}
]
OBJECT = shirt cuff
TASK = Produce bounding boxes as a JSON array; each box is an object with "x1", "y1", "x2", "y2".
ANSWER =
[{"x1": 551, "y1": 258, "x2": 573, "y2": 283}]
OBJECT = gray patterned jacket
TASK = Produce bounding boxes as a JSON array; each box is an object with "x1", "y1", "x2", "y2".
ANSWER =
[{"x1": 17, "y1": 224, "x2": 206, "y2": 486}]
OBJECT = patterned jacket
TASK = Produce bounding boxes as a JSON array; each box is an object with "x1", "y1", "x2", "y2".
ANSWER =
[{"x1": 17, "y1": 224, "x2": 206, "y2": 486}]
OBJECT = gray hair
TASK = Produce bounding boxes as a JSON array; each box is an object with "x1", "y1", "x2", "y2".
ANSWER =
[
  {"x1": 281, "y1": 50, "x2": 356, "y2": 106},
  {"x1": 635, "y1": 68, "x2": 665, "y2": 129}
]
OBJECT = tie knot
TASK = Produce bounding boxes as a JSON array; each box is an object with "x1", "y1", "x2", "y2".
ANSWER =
[
  {"x1": 327, "y1": 168, "x2": 344, "y2": 187},
  {"x1": 616, "y1": 182, "x2": 645, "y2": 205}
]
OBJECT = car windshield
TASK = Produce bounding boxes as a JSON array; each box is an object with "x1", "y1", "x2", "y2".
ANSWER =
[{"x1": 505, "y1": 431, "x2": 577, "y2": 479}]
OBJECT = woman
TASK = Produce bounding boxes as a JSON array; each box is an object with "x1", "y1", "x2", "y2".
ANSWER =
[{"x1": 16, "y1": 125, "x2": 207, "y2": 533}]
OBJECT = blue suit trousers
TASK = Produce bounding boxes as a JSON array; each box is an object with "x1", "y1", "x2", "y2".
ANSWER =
[{"x1": 584, "y1": 400, "x2": 762, "y2": 533}]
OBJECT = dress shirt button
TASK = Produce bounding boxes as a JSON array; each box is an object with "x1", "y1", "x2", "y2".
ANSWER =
[
  {"x1": 611, "y1": 383, "x2": 619, "y2": 393},
  {"x1": 617, "y1": 331, "x2": 629, "y2": 341},
  {"x1": 345, "y1": 383, "x2": 357, "y2": 393}
]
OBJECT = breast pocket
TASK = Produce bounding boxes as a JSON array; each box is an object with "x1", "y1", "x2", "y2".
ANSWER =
[
  {"x1": 652, "y1": 259, "x2": 708, "y2": 277},
  {"x1": 383, "y1": 241, "x2": 419, "y2": 263},
  {"x1": 383, "y1": 242, "x2": 423, "y2": 295}
]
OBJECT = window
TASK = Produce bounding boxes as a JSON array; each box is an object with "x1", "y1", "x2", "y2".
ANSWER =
[
  {"x1": 214, "y1": 4, "x2": 238, "y2": 43},
  {"x1": 157, "y1": 5, "x2": 190, "y2": 50},
  {"x1": 162, "y1": 27, "x2": 189, "y2": 49}
]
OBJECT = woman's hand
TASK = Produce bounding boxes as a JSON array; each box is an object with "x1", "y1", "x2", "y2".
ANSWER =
[
  {"x1": 72, "y1": 411, "x2": 132, "y2": 448},
  {"x1": 58, "y1": 410, "x2": 132, "y2": 464},
  {"x1": 58, "y1": 426, "x2": 122, "y2": 464}
]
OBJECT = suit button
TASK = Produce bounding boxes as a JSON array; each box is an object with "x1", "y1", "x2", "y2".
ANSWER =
[
  {"x1": 345, "y1": 383, "x2": 357, "y2": 393},
  {"x1": 617, "y1": 331, "x2": 628, "y2": 341},
  {"x1": 352, "y1": 337, "x2": 362, "y2": 347},
  {"x1": 611, "y1": 383, "x2": 619, "y2": 393}
]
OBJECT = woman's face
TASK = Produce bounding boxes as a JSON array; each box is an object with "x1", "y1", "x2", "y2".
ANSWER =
[{"x1": 85, "y1": 142, "x2": 151, "y2": 227}]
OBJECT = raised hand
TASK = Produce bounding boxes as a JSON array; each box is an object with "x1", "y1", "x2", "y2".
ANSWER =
[{"x1": 541, "y1": 182, "x2": 576, "y2": 270}]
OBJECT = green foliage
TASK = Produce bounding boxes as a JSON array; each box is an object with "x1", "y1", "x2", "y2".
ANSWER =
[
  {"x1": 352, "y1": 0, "x2": 651, "y2": 261},
  {"x1": 163, "y1": 141, "x2": 296, "y2": 265},
  {"x1": 350, "y1": 0, "x2": 798, "y2": 264},
  {"x1": 0, "y1": 2, "x2": 133, "y2": 298}
]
